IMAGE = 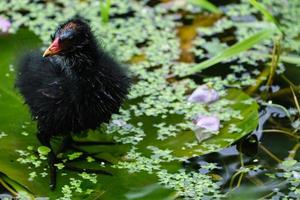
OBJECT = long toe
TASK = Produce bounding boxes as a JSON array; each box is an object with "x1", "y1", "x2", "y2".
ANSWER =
[
  {"x1": 64, "y1": 165, "x2": 112, "y2": 176},
  {"x1": 73, "y1": 140, "x2": 116, "y2": 146},
  {"x1": 68, "y1": 146, "x2": 112, "y2": 165}
]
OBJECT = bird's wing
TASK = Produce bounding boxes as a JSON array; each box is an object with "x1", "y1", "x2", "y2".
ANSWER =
[{"x1": 16, "y1": 51, "x2": 67, "y2": 105}]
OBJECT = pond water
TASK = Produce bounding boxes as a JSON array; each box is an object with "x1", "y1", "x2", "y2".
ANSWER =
[{"x1": 0, "y1": 0, "x2": 299, "y2": 199}]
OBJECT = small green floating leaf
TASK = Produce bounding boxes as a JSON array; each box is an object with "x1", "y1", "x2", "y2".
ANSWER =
[
  {"x1": 54, "y1": 163, "x2": 65, "y2": 170},
  {"x1": 186, "y1": 29, "x2": 275, "y2": 76},
  {"x1": 37, "y1": 146, "x2": 51, "y2": 155},
  {"x1": 67, "y1": 152, "x2": 83, "y2": 160},
  {"x1": 86, "y1": 156, "x2": 95, "y2": 163}
]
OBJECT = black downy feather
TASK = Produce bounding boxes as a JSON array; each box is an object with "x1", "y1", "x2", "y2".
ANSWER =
[{"x1": 16, "y1": 17, "x2": 131, "y2": 136}]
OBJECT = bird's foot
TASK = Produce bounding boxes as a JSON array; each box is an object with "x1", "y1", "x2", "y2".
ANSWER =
[
  {"x1": 37, "y1": 132, "x2": 57, "y2": 190},
  {"x1": 67, "y1": 145, "x2": 112, "y2": 165},
  {"x1": 55, "y1": 150, "x2": 112, "y2": 176},
  {"x1": 49, "y1": 150, "x2": 111, "y2": 189},
  {"x1": 51, "y1": 135, "x2": 113, "y2": 180},
  {"x1": 56, "y1": 136, "x2": 116, "y2": 155},
  {"x1": 64, "y1": 164, "x2": 112, "y2": 176}
]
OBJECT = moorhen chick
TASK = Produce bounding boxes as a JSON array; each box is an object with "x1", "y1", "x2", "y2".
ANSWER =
[{"x1": 16, "y1": 17, "x2": 130, "y2": 189}]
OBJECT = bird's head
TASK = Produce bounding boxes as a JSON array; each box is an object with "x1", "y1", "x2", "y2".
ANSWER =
[{"x1": 43, "y1": 17, "x2": 92, "y2": 57}]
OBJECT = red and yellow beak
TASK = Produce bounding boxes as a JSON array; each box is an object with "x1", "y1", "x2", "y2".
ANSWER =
[{"x1": 43, "y1": 37, "x2": 61, "y2": 57}]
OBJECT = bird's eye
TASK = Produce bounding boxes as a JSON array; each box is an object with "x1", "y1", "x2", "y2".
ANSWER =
[
  {"x1": 60, "y1": 31, "x2": 75, "y2": 42},
  {"x1": 67, "y1": 35, "x2": 74, "y2": 40}
]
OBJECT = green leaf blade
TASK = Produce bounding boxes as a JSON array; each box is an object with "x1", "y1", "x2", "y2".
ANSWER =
[
  {"x1": 187, "y1": 29, "x2": 275, "y2": 75},
  {"x1": 189, "y1": 0, "x2": 221, "y2": 13},
  {"x1": 249, "y1": 0, "x2": 278, "y2": 26}
]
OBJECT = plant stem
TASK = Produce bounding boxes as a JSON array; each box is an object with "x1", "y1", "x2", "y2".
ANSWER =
[
  {"x1": 281, "y1": 75, "x2": 297, "y2": 88},
  {"x1": 246, "y1": 176, "x2": 264, "y2": 186},
  {"x1": 239, "y1": 152, "x2": 244, "y2": 168},
  {"x1": 262, "y1": 129, "x2": 300, "y2": 139},
  {"x1": 270, "y1": 86, "x2": 300, "y2": 98},
  {"x1": 236, "y1": 172, "x2": 244, "y2": 188},
  {"x1": 229, "y1": 170, "x2": 243, "y2": 190},
  {"x1": 290, "y1": 86, "x2": 300, "y2": 115},
  {"x1": 259, "y1": 144, "x2": 282, "y2": 163},
  {"x1": 266, "y1": 37, "x2": 281, "y2": 87},
  {"x1": 0, "y1": 177, "x2": 18, "y2": 196},
  {"x1": 246, "y1": 67, "x2": 270, "y2": 94},
  {"x1": 288, "y1": 143, "x2": 300, "y2": 159},
  {"x1": 258, "y1": 191, "x2": 275, "y2": 200}
]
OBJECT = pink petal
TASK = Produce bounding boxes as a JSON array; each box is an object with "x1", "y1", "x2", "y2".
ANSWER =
[
  {"x1": 0, "y1": 17, "x2": 11, "y2": 33},
  {"x1": 188, "y1": 85, "x2": 219, "y2": 104},
  {"x1": 194, "y1": 115, "x2": 220, "y2": 132}
]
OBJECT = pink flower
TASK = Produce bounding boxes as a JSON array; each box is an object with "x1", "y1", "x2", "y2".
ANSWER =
[
  {"x1": 194, "y1": 115, "x2": 220, "y2": 132},
  {"x1": 0, "y1": 17, "x2": 11, "y2": 33},
  {"x1": 188, "y1": 85, "x2": 219, "y2": 104}
]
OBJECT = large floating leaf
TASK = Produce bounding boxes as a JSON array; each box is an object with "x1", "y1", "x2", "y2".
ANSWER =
[{"x1": 135, "y1": 89, "x2": 259, "y2": 158}]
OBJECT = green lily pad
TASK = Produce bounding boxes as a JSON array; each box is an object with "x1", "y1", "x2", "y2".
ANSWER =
[
  {"x1": 123, "y1": 88, "x2": 259, "y2": 167},
  {"x1": 158, "y1": 88, "x2": 259, "y2": 157}
]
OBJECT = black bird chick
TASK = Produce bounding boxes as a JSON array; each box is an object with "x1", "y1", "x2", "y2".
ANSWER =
[{"x1": 16, "y1": 17, "x2": 130, "y2": 189}]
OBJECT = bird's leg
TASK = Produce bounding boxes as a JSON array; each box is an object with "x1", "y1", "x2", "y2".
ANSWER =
[
  {"x1": 56, "y1": 134, "x2": 73, "y2": 155},
  {"x1": 37, "y1": 131, "x2": 57, "y2": 190}
]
